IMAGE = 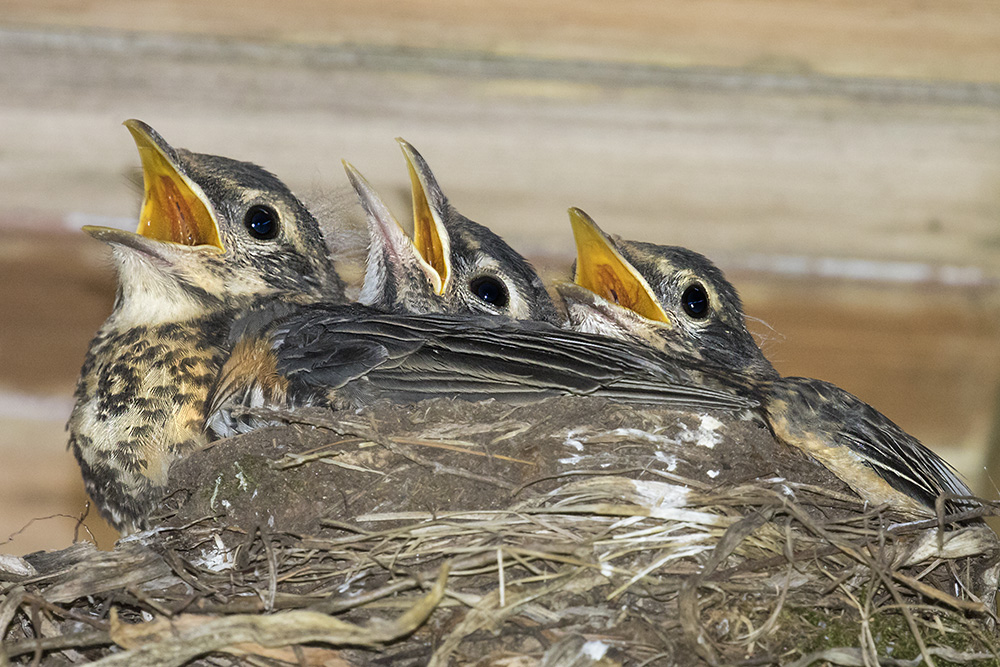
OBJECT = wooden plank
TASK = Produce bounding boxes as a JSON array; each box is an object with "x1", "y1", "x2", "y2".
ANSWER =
[
  {"x1": 1, "y1": 31, "x2": 998, "y2": 274},
  {"x1": 0, "y1": 416, "x2": 118, "y2": 555},
  {"x1": 4, "y1": 0, "x2": 1000, "y2": 83},
  {"x1": 0, "y1": 231, "x2": 114, "y2": 394},
  {"x1": 737, "y1": 275, "x2": 1000, "y2": 477}
]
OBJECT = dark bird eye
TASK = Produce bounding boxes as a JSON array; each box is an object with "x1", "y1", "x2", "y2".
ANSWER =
[
  {"x1": 470, "y1": 276, "x2": 509, "y2": 308},
  {"x1": 682, "y1": 283, "x2": 709, "y2": 318},
  {"x1": 245, "y1": 205, "x2": 279, "y2": 240}
]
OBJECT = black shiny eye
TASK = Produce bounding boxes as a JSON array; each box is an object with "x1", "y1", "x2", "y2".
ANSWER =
[
  {"x1": 244, "y1": 205, "x2": 279, "y2": 240},
  {"x1": 681, "y1": 283, "x2": 709, "y2": 318},
  {"x1": 470, "y1": 276, "x2": 509, "y2": 308}
]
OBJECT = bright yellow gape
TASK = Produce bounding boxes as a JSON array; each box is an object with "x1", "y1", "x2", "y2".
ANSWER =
[
  {"x1": 399, "y1": 139, "x2": 449, "y2": 294},
  {"x1": 568, "y1": 207, "x2": 670, "y2": 324},
  {"x1": 126, "y1": 120, "x2": 223, "y2": 251}
]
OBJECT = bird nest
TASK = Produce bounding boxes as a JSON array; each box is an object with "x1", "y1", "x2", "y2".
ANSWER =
[{"x1": 2, "y1": 397, "x2": 999, "y2": 666}]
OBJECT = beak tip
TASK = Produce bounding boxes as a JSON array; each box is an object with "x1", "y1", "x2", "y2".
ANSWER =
[
  {"x1": 567, "y1": 207, "x2": 592, "y2": 226},
  {"x1": 396, "y1": 138, "x2": 419, "y2": 165},
  {"x1": 123, "y1": 119, "x2": 172, "y2": 159},
  {"x1": 122, "y1": 118, "x2": 148, "y2": 137},
  {"x1": 343, "y1": 163, "x2": 372, "y2": 198},
  {"x1": 80, "y1": 225, "x2": 125, "y2": 244}
]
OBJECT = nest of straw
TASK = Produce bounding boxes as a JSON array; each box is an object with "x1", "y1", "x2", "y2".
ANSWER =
[{"x1": 2, "y1": 397, "x2": 998, "y2": 666}]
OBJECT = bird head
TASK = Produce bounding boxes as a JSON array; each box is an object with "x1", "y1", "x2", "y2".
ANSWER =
[
  {"x1": 348, "y1": 139, "x2": 558, "y2": 322},
  {"x1": 84, "y1": 120, "x2": 342, "y2": 326},
  {"x1": 559, "y1": 207, "x2": 776, "y2": 378}
]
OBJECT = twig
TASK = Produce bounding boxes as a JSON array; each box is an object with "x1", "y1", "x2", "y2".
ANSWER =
[{"x1": 4, "y1": 631, "x2": 112, "y2": 659}]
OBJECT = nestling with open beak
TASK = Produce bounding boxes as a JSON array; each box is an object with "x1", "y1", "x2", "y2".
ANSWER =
[
  {"x1": 208, "y1": 148, "x2": 759, "y2": 439},
  {"x1": 559, "y1": 208, "x2": 974, "y2": 516},
  {"x1": 69, "y1": 120, "x2": 343, "y2": 532},
  {"x1": 349, "y1": 139, "x2": 559, "y2": 322}
]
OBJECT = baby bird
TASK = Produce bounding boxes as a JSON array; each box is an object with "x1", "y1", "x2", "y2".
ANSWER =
[
  {"x1": 69, "y1": 120, "x2": 343, "y2": 532},
  {"x1": 209, "y1": 151, "x2": 762, "y2": 458},
  {"x1": 210, "y1": 142, "x2": 759, "y2": 437},
  {"x1": 559, "y1": 208, "x2": 973, "y2": 516},
  {"x1": 350, "y1": 139, "x2": 559, "y2": 322}
]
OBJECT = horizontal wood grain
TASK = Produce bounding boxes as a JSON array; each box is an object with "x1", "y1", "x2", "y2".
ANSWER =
[
  {"x1": 2, "y1": 29, "x2": 998, "y2": 273},
  {"x1": 4, "y1": 0, "x2": 1000, "y2": 83}
]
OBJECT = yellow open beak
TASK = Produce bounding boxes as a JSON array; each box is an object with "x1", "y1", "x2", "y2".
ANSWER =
[
  {"x1": 397, "y1": 138, "x2": 449, "y2": 294},
  {"x1": 343, "y1": 158, "x2": 443, "y2": 294},
  {"x1": 568, "y1": 207, "x2": 670, "y2": 324},
  {"x1": 124, "y1": 119, "x2": 224, "y2": 252}
]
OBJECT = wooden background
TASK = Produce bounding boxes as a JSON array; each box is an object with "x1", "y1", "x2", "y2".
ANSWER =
[{"x1": 2, "y1": 1, "x2": 999, "y2": 554}]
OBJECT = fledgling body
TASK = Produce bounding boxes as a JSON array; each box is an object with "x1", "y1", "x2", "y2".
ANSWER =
[
  {"x1": 560, "y1": 208, "x2": 973, "y2": 515},
  {"x1": 70, "y1": 121, "x2": 342, "y2": 532},
  {"x1": 207, "y1": 300, "x2": 759, "y2": 441}
]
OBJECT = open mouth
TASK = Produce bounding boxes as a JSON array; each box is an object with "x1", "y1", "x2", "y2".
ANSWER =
[
  {"x1": 344, "y1": 159, "x2": 444, "y2": 295},
  {"x1": 568, "y1": 207, "x2": 670, "y2": 325},
  {"x1": 125, "y1": 119, "x2": 224, "y2": 252},
  {"x1": 398, "y1": 138, "x2": 450, "y2": 294}
]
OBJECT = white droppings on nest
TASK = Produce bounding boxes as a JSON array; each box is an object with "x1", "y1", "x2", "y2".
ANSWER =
[
  {"x1": 707, "y1": 470, "x2": 720, "y2": 479},
  {"x1": 559, "y1": 453, "x2": 584, "y2": 465},
  {"x1": 655, "y1": 451, "x2": 678, "y2": 471},
  {"x1": 562, "y1": 426, "x2": 684, "y2": 453},
  {"x1": 233, "y1": 462, "x2": 249, "y2": 491},
  {"x1": 563, "y1": 428, "x2": 583, "y2": 452},
  {"x1": 582, "y1": 640, "x2": 609, "y2": 659},
  {"x1": 194, "y1": 534, "x2": 236, "y2": 573},
  {"x1": 676, "y1": 414, "x2": 725, "y2": 449},
  {"x1": 700, "y1": 414, "x2": 724, "y2": 433},
  {"x1": 551, "y1": 477, "x2": 729, "y2": 527}
]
